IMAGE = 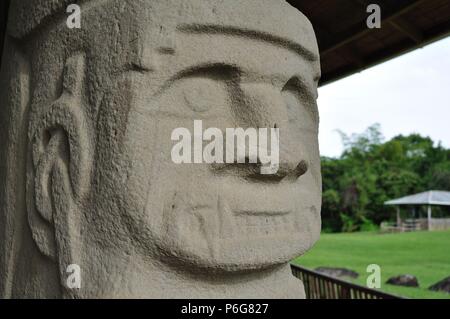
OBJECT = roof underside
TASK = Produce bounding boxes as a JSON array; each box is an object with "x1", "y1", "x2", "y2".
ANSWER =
[
  {"x1": 385, "y1": 191, "x2": 450, "y2": 206},
  {"x1": 1, "y1": 1, "x2": 450, "y2": 86},
  {"x1": 287, "y1": 0, "x2": 450, "y2": 86}
]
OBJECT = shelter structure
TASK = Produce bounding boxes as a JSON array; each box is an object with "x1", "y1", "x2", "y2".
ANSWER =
[{"x1": 384, "y1": 190, "x2": 450, "y2": 232}]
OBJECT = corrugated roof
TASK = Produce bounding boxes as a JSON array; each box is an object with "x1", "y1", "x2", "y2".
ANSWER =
[{"x1": 384, "y1": 190, "x2": 450, "y2": 206}]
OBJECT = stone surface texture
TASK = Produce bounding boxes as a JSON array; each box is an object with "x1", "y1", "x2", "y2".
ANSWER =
[{"x1": 0, "y1": 0, "x2": 321, "y2": 298}]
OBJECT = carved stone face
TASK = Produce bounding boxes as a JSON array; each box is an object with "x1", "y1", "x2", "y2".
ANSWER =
[
  {"x1": 2, "y1": 1, "x2": 321, "y2": 298},
  {"x1": 92, "y1": 2, "x2": 322, "y2": 272}
]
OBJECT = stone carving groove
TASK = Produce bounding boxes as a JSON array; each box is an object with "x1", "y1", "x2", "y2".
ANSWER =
[{"x1": 26, "y1": 53, "x2": 92, "y2": 297}]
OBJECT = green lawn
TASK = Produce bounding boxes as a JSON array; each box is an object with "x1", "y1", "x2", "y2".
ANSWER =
[{"x1": 292, "y1": 230, "x2": 450, "y2": 299}]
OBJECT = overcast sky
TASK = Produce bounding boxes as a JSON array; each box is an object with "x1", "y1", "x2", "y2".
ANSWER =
[{"x1": 318, "y1": 36, "x2": 450, "y2": 158}]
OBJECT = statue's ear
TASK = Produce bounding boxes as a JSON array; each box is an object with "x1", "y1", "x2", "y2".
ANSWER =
[{"x1": 27, "y1": 54, "x2": 92, "y2": 292}]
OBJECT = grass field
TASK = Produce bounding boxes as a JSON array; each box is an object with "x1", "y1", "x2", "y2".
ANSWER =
[{"x1": 292, "y1": 230, "x2": 450, "y2": 299}]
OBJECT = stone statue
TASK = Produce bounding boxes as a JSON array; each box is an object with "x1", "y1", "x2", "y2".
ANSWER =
[{"x1": 0, "y1": 0, "x2": 321, "y2": 298}]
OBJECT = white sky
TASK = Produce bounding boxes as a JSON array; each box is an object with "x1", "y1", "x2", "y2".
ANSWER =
[{"x1": 318, "y1": 36, "x2": 450, "y2": 158}]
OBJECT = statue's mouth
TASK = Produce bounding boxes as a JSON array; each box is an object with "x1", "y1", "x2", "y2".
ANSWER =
[
  {"x1": 158, "y1": 170, "x2": 317, "y2": 270},
  {"x1": 221, "y1": 177, "x2": 298, "y2": 214},
  {"x1": 232, "y1": 211, "x2": 295, "y2": 238},
  {"x1": 216, "y1": 177, "x2": 308, "y2": 237}
]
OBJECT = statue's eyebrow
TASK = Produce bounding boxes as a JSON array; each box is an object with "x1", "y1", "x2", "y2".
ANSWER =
[
  {"x1": 154, "y1": 62, "x2": 241, "y2": 97},
  {"x1": 177, "y1": 24, "x2": 318, "y2": 62}
]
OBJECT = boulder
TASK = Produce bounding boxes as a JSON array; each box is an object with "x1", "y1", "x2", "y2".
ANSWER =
[
  {"x1": 386, "y1": 274, "x2": 419, "y2": 287},
  {"x1": 315, "y1": 267, "x2": 359, "y2": 279},
  {"x1": 428, "y1": 276, "x2": 450, "y2": 293}
]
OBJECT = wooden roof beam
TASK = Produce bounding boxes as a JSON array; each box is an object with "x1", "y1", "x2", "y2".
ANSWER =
[
  {"x1": 322, "y1": 0, "x2": 427, "y2": 56},
  {"x1": 389, "y1": 17, "x2": 424, "y2": 43},
  {"x1": 352, "y1": 0, "x2": 424, "y2": 43}
]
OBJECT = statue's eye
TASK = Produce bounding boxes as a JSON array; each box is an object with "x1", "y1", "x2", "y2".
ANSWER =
[
  {"x1": 156, "y1": 64, "x2": 239, "y2": 118},
  {"x1": 182, "y1": 77, "x2": 228, "y2": 114}
]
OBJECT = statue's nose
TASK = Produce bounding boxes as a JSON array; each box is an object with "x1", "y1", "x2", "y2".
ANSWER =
[
  {"x1": 232, "y1": 83, "x2": 309, "y2": 179},
  {"x1": 235, "y1": 83, "x2": 288, "y2": 130}
]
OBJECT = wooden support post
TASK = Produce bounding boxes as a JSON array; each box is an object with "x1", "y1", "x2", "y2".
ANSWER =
[{"x1": 427, "y1": 205, "x2": 432, "y2": 231}]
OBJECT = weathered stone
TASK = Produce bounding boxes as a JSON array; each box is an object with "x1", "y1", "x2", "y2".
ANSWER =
[
  {"x1": 0, "y1": 0, "x2": 321, "y2": 298},
  {"x1": 428, "y1": 276, "x2": 450, "y2": 293},
  {"x1": 315, "y1": 267, "x2": 359, "y2": 279},
  {"x1": 386, "y1": 275, "x2": 419, "y2": 287}
]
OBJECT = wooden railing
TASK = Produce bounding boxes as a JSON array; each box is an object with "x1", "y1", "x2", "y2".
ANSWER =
[
  {"x1": 291, "y1": 264, "x2": 403, "y2": 299},
  {"x1": 429, "y1": 218, "x2": 450, "y2": 231},
  {"x1": 380, "y1": 219, "x2": 427, "y2": 232}
]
